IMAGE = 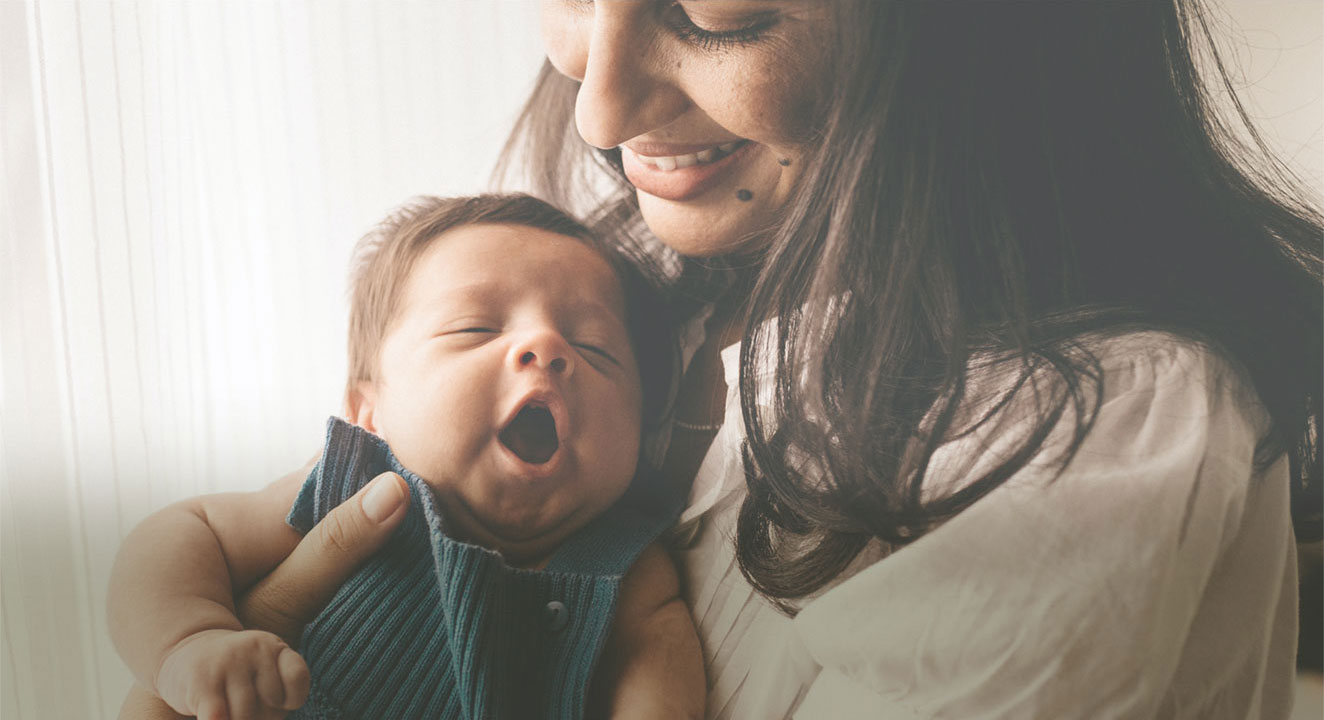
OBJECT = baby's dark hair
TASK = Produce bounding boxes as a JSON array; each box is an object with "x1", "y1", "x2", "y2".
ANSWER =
[{"x1": 347, "y1": 193, "x2": 676, "y2": 431}]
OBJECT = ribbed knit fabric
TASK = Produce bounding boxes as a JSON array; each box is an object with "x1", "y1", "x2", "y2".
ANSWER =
[{"x1": 286, "y1": 417, "x2": 682, "y2": 720}]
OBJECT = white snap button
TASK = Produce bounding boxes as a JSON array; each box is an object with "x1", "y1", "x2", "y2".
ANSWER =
[{"x1": 544, "y1": 600, "x2": 569, "y2": 632}]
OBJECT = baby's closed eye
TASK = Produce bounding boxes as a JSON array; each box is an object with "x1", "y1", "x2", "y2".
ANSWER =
[
  {"x1": 434, "y1": 322, "x2": 501, "y2": 346},
  {"x1": 574, "y1": 341, "x2": 619, "y2": 365}
]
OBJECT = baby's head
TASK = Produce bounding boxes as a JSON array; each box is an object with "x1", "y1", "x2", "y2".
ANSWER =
[{"x1": 345, "y1": 194, "x2": 669, "y2": 565}]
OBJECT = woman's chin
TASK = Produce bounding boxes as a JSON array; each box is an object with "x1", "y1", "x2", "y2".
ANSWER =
[{"x1": 636, "y1": 189, "x2": 777, "y2": 259}]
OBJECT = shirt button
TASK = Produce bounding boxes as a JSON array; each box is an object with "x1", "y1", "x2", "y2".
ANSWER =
[{"x1": 544, "y1": 601, "x2": 569, "y2": 632}]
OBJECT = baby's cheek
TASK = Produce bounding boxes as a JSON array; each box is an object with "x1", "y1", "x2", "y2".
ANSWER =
[{"x1": 597, "y1": 403, "x2": 642, "y2": 478}]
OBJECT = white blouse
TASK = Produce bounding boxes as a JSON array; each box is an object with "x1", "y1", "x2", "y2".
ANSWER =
[{"x1": 673, "y1": 332, "x2": 1299, "y2": 719}]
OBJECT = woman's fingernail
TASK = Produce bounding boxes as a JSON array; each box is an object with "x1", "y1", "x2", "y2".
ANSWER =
[{"x1": 362, "y1": 475, "x2": 404, "y2": 522}]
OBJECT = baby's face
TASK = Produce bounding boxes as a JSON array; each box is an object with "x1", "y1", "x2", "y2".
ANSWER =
[{"x1": 352, "y1": 223, "x2": 643, "y2": 565}]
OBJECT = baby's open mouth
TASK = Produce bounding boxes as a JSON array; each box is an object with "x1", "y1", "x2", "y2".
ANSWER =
[{"x1": 499, "y1": 403, "x2": 559, "y2": 465}]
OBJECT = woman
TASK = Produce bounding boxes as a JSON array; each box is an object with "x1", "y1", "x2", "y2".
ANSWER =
[{"x1": 126, "y1": 1, "x2": 1321, "y2": 717}]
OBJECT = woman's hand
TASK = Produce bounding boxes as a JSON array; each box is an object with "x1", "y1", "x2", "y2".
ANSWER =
[
  {"x1": 236, "y1": 470, "x2": 409, "y2": 643},
  {"x1": 117, "y1": 469, "x2": 409, "y2": 719}
]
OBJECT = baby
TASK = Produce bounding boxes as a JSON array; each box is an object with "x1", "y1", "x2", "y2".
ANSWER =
[{"x1": 107, "y1": 194, "x2": 704, "y2": 719}]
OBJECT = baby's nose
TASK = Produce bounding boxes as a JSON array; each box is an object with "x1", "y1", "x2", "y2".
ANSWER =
[{"x1": 509, "y1": 330, "x2": 574, "y2": 377}]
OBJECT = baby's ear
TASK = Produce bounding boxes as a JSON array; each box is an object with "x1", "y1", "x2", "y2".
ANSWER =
[{"x1": 344, "y1": 381, "x2": 379, "y2": 433}]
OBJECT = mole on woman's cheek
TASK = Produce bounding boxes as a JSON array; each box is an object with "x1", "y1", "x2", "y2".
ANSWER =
[
  {"x1": 778, "y1": 158, "x2": 791, "y2": 166},
  {"x1": 737, "y1": 189, "x2": 753, "y2": 201}
]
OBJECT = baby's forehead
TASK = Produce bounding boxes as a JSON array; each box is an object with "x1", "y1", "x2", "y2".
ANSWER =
[
  {"x1": 408, "y1": 222, "x2": 630, "y2": 318},
  {"x1": 436, "y1": 281, "x2": 623, "y2": 319}
]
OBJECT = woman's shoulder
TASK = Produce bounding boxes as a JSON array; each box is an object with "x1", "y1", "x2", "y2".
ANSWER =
[
  {"x1": 1064, "y1": 330, "x2": 1272, "y2": 467},
  {"x1": 1085, "y1": 330, "x2": 1263, "y2": 417},
  {"x1": 956, "y1": 329, "x2": 1269, "y2": 470},
  {"x1": 929, "y1": 330, "x2": 1269, "y2": 502}
]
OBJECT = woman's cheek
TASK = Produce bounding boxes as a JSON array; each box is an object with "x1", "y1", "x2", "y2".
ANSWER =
[
  {"x1": 540, "y1": 3, "x2": 587, "y2": 81},
  {"x1": 742, "y1": 31, "x2": 832, "y2": 145},
  {"x1": 765, "y1": 65, "x2": 828, "y2": 145}
]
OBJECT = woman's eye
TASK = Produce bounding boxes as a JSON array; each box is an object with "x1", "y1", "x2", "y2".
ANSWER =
[
  {"x1": 457, "y1": 327, "x2": 496, "y2": 334},
  {"x1": 662, "y1": 2, "x2": 777, "y2": 52}
]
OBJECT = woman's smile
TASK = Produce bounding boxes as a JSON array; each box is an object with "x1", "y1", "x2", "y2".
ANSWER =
[{"x1": 620, "y1": 140, "x2": 752, "y2": 202}]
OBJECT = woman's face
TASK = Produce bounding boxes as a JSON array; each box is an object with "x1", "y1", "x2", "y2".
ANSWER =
[{"x1": 541, "y1": 0, "x2": 833, "y2": 257}]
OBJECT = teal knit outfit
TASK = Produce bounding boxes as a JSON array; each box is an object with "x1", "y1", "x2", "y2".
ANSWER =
[{"x1": 287, "y1": 418, "x2": 682, "y2": 720}]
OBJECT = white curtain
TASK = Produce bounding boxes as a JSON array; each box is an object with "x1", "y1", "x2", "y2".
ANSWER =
[{"x1": 1, "y1": 1, "x2": 1318, "y2": 719}]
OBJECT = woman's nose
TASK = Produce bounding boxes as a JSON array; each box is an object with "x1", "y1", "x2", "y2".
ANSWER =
[
  {"x1": 508, "y1": 329, "x2": 575, "y2": 378},
  {"x1": 571, "y1": 4, "x2": 690, "y2": 149}
]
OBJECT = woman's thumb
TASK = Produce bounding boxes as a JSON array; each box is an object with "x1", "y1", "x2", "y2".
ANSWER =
[
  {"x1": 360, "y1": 471, "x2": 409, "y2": 522},
  {"x1": 237, "y1": 472, "x2": 408, "y2": 642},
  {"x1": 306, "y1": 471, "x2": 408, "y2": 558}
]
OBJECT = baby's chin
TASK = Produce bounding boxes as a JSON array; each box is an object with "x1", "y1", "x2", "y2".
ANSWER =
[{"x1": 435, "y1": 487, "x2": 597, "y2": 569}]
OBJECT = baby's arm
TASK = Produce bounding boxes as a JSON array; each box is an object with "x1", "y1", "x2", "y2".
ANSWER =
[
  {"x1": 107, "y1": 472, "x2": 310, "y2": 719},
  {"x1": 593, "y1": 543, "x2": 706, "y2": 719}
]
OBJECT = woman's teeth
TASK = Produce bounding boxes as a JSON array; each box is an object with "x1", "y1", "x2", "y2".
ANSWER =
[{"x1": 636, "y1": 141, "x2": 744, "y2": 172}]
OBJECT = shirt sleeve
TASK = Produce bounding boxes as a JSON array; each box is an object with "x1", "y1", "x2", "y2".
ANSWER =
[{"x1": 790, "y1": 337, "x2": 1279, "y2": 719}]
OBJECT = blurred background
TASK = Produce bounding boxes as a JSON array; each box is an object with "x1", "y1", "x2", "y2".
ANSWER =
[{"x1": 1, "y1": 2, "x2": 1319, "y2": 718}]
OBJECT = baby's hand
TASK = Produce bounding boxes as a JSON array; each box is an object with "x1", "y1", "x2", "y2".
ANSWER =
[{"x1": 156, "y1": 628, "x2": 309, "y2": 720}]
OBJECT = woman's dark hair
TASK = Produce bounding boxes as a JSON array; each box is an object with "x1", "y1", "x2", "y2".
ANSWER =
[{"x1": 497, "y1": 0, "x2": 1323, "y2": 604}]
